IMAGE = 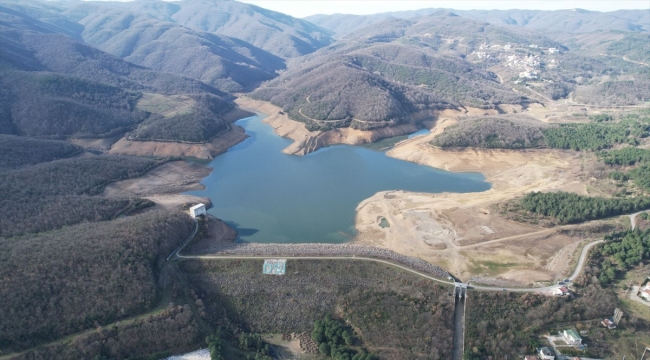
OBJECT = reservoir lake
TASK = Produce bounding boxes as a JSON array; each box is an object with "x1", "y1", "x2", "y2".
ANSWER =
[{"x1": 188, "y1": 114, "x2": 491, "y2": 243}]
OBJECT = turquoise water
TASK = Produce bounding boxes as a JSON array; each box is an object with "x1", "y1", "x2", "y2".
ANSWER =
[
  {"x1": 188, "y1": 114, "x2": 490, "y2": 243},
  {"x1": 408, "y1": 128, "x2": 431, "y2": 138}
]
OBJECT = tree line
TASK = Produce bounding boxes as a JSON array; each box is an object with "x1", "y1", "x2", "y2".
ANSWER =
[
  {"x1": 431, "y1": 114, "x2": 649, "y2": 151},
  {"x1": 311, "y1": 314, "x2": 377, "y2": 360},
  {"x1": 503, "y1": 191, "x2": 650, "y2": 225},
  {"x1": 594, "y1": 229, "x2": 650, "y2": 285},
  {"x1": 431, "y1": 117, "x2": 546, "y2": 149}
]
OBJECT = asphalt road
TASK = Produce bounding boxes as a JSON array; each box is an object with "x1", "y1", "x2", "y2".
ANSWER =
[
  {"x1": 452, "y1": 295, "x2": 466, "y2": 360},
  {"x1": 171, "y1": 232, "x2": 605, "y2": 293}
]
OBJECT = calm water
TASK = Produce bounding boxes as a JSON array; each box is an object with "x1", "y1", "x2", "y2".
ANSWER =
[
  {"x1": 188, "y1": 114, "x2": 490, "y2": 243},
  {"x1": 408, "y1": 128, "x2": 431, "y2": 138}
]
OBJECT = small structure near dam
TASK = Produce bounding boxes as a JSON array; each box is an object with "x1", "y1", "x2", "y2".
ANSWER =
[
  {"x1": 189, "y1": 203, "x2": 207, "y2": 218},
  {"x1": 263, "y1": 259, "x2": 287, "y2": 275}
]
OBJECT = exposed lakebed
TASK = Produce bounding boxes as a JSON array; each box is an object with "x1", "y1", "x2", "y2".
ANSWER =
[{"x1": 189, "y1": 114, "x2": 490, "y2": 243}]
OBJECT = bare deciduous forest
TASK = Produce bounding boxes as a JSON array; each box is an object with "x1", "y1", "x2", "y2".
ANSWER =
[
  {"x1": 0, "y1": 135, "x2": 83, "y2": 170},
  {"x1": 181, "y1": 259, "x2": 455, "y2": 360},
  {"x1": 0, "y1": 154, "x2": 168, "y2": 237},
  {"x1": 431, "y1": 117, "x2": 546, "y2": 149},
  {"x1": 0, "y1": 211, "x2": 195, "y2": 351}
]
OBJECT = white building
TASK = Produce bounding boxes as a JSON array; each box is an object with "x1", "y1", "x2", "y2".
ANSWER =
[
  {"x1": 552, "y1": 286, "x2": 569, "y2": 296},
  {"x1": 538, "y1": 347, "x2": 555, "y2": 360},
  {"x1": 562, "y1": 329, "x2": 582, "y2": 345},
  {"x1": 519, "y1": 70, "x2": 538, "y2": 79},
  {"x1": 549, "y1": 48, "x2": 559, "y2": 54},
  {"x1": 504, "y1": 44, "x2": 512, "y2": 50},
  {"x1": 189, "y1": 203, "x2": 207, "y2": 218}
]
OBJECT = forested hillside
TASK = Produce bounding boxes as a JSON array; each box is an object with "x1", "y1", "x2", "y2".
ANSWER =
[
  {"x1": 431, "y1": 112, "x2": 650, "y2": 151},
  {"x1": 132, "y1": 94, "x2": 233, "y2": 143},
  {"x1": 0, "y1": 5, "x2": 249, "y2": 144},
  {"x1": 0, "y1": 8, "x2": 223, "y2": 95},
  {"x1": 307, "y1": 8, "x2": 649, "y2": 107},
  {"x1": 431, "y1": 117, "x2": 546, "y2": 149},
  {"x1": 102, "y1": 0, "x2": 334, "y2": 58},
  {"x1": 56, "y1": 2, "x2": 286, "y2": 92},
  {"x1": 0, "y1": 135, "x2": 82, "y2": 170},
  {"x1": 0, "y1": 71, "x2": 147, "y2": 138},
  {"x1": 0, "y1": 211, "x2": 195, "y2": 351},
  {"x1": 4, "y1": 0, "x2": 333, "y2": 59},
  {"x1": 251, "y1": 13, "x2": 543, "y2": 130},
  {"x1": 0, "y1": 154, "x2": 166, "y2": 237}
]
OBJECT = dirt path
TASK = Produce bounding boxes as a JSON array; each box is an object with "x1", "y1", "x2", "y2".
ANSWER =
[{"x1": 600, "y1": 53, "x2": 649, "y2": 67}]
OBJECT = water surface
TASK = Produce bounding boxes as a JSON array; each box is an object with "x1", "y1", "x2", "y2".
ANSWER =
[{"x1": 189, "y1": 114, "x2": 490, "y2": 243}]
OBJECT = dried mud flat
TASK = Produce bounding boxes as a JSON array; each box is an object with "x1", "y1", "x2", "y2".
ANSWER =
[
  {"x1": 108, "y1": 124, "x2": 249, "y2": 159},
  {"x1": 103, "y1": 160, "x2": 212, "y2": 211},
  {"x1": 354, "y1": 115, "x2": 594, "y2": 285}
]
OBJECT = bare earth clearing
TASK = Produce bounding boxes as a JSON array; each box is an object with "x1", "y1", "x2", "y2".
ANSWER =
[
  {"x1": 108, "y1": 124, "x2": 249, "y2": 159},
  {"x1": 354, "y1": 112, "x2": 627, "y2": 285},
  {"x1": 103, "y1": 161, "x2": 212, "y2": 211}
]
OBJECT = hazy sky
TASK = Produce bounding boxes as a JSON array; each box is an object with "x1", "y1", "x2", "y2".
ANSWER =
[{"x1": 238, "y1": 0, "x2": 649, "y2": 18}]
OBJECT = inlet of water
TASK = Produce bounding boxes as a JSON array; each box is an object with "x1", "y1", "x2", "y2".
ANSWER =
[{"x1": 188, "y1": 114, "x2": 490, "y2": 243}]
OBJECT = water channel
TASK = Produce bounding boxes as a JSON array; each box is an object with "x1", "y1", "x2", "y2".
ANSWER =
[{"x1": 188, "y1": 114, "x2": 491, "y2": 243}]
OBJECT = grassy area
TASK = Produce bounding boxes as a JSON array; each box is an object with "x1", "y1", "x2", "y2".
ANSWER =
[
  {"x1": 137, "y1": 93, "x2": 195, "y2": 117},
  {"x1": 467, "y1": 260, "x2": 519, "y2": 277},
  {"x1": 361, "y1": 135, "x2": 409, "y2": 151}
]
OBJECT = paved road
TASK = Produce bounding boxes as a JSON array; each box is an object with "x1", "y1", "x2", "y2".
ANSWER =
[
  {"x1": 452, "y1": 295, "x2": 466, "y2": 360},
  {"x1": 171, "y1": 229, "x2": 605, "y2": 294},
  {"x1": 166, "y1": 219, "x2": 199, "y2": 261}
]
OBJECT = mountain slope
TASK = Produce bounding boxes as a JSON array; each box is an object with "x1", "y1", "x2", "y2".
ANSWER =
[
  {"x1": 2, "y1": 1, "x2": 286, "y2": 92},
  {"x1": 0, "y1": 6, "x2": 239, "y2": 141},
  {"x1": 306, "y1": 8, "x2": 649, "y2": 38},
  {"x1": 61, "y1": 2, "x2": 285, "y2": 91},
  {"x1": 252, "y1": 14, "x2": 544, "y2": 130},
  {"x1": 98, "y1": 0, "x2": 334, "y2": 58}
]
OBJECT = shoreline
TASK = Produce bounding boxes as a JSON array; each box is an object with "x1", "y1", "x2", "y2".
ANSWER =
[
  {"x1": 235, "y1": 96, "x2": 424, "y2": 155},
  {"x1": 145, "y1": 96, "x2": 593, "y2": 286},
  {"x1": 355, "y1": 120, "x2": 589, "y2": 283}
]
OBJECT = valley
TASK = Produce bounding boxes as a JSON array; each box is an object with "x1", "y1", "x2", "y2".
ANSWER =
[{"x1": 1, "y1": 0, "x2": 650, "y2": 359}]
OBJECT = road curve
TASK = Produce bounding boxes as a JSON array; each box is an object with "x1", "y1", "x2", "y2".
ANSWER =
[
  {"x1": 630, "y1": 210, "x2": 648, "y2": 230},
  {"x1": 470, "y1": 239, "x2": 603, "y2": 292},
  {"x1": 166, "y1": 219, "x2": 199, "y2": 261}
]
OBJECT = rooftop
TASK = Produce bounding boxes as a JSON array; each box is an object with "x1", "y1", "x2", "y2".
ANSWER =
[
  {"x1": 190, "y1": 203, "x2": 206, "y2": 210},
  {"x1": 565, "y1": 329, "x2": 582, "y2": 340},
  {"x1": 540, "y1": 347, "x2": 553, "y2": 355}
]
